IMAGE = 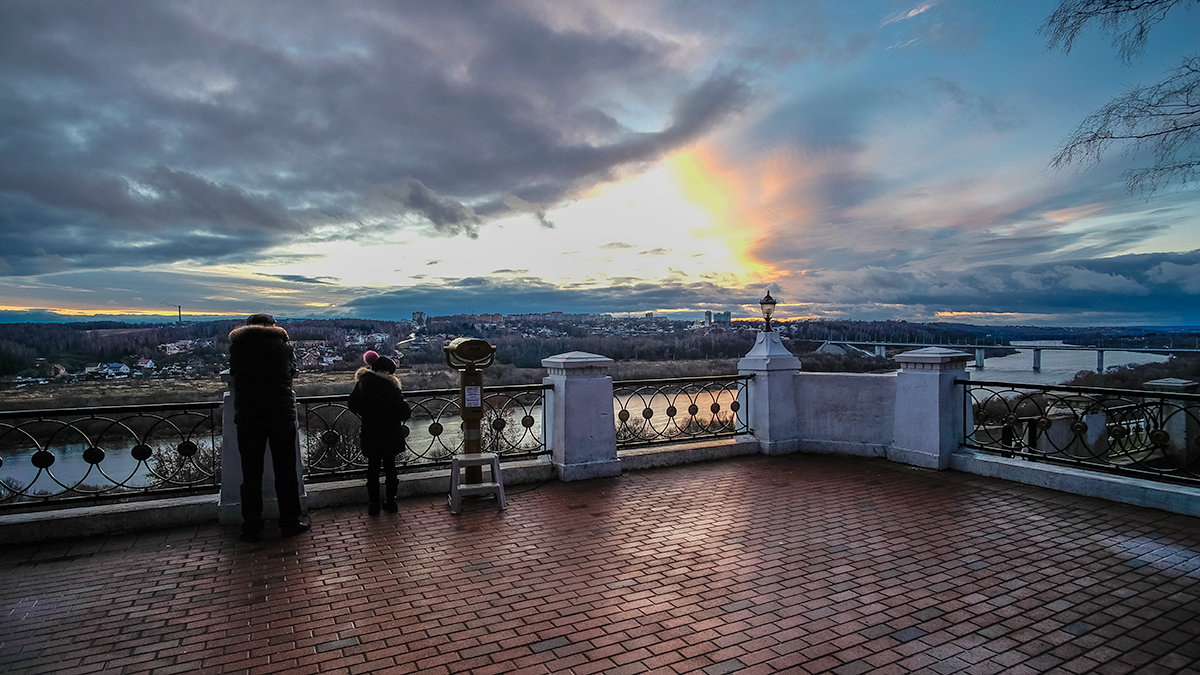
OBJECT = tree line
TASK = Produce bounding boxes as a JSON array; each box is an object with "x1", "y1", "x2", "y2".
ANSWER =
[{"x1": 4, "y1": 317, "x2": 1199, "y2": 379}]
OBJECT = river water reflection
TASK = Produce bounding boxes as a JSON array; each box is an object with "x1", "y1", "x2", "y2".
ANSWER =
[
  {"x1": 1, "y1": 441, "x2": 191, "y2": 497},
  {"x1": 970, "y1": 341, "x2": 1170, "y2": 386}
]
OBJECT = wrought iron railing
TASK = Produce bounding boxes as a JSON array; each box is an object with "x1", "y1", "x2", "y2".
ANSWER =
[
  {"x1": 0, "y1": 402, "x2": 222, "y2": 510},
  {"x1": 613, "y1": 374, "x2": 751, "y2": 448},
  {"x1": 300, "y1": 383, "x2": 549, "y2": 481},
  {"x1": 961, "y1": 379, "x2": 1200, "y2": 487}
]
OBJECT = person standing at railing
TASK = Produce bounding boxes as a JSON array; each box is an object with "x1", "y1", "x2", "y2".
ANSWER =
[
  {"x1": 349, "y1": 350, "x2": 411, "y2": 515},
  {"x1": 228, "y1": 313, "x2": 310, "y2": 542}
]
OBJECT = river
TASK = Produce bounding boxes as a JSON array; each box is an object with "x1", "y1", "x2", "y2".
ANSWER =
[
  {"x1": 0, "y1": 441, "x2": 183, "y2": 498},
  {"x1": 969, "y1": 340, "x2": 1170, "y2": 386}
]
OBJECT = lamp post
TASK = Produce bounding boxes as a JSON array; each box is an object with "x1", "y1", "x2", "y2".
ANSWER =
[{"x1": 759, "y1": 291, "x2": 777, "y2": 332}]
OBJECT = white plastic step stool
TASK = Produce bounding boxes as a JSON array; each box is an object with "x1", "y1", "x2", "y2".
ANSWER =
[{"x1": 448, "y1": 452, "x2": 506, "y2": 514}]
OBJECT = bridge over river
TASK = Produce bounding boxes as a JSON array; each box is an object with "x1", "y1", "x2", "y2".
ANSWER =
[{"x1": 824, "y1": 340, "x2": 1200, "y2": 373}]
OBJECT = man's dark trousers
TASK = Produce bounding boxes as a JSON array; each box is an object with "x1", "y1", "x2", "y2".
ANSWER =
[{"x1": 237, "y1": 420, "x2": 303, "y2": 530}]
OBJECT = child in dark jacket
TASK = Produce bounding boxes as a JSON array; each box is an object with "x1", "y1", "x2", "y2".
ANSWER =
[{"x1": 348, "y1": 351, "x2": 411, "y2": 515}]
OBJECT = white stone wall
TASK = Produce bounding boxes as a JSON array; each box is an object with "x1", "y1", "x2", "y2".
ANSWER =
[{"x1": 793, "y1": 372, "x2": 896, "y2": 456}]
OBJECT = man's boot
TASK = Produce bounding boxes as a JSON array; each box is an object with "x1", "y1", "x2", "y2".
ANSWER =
[
  {"x1": 383, "y1": 478, "x2": 398, "y2": 513},
  {"x1": 367, "y1": 480, "x2": 381, "y2": 516}
]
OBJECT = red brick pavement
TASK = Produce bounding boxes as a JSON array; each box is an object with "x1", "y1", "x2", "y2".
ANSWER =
[{"x1": 1, "y1": 454, "x2": 1198, "y2": 674}]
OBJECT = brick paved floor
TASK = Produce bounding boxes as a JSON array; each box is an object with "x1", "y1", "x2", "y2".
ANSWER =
[{"x1": 2, "y1": 454, "x2": 1199, "y2": 674}]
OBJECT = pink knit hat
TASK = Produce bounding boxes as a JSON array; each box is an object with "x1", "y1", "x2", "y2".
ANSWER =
[
  {"x1": 371, "y1": 356, "x2": 397, "y2": 373},
  {"x1": 363, "y1": 350, "x2": 379, "y2": 366}
]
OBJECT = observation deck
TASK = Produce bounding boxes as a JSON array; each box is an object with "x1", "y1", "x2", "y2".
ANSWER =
[{"x1": 2, "y1": 452, "x2": 1198, "y2": 673}]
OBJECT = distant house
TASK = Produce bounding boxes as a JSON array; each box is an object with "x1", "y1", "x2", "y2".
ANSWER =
[
  {"x1": 106, "y1": 363, "x2": 132, "y2": 376},
  {"x1": 136, "y1": 358, "x2": 156, "y2": 370},
  {"x1": 299, "y1": 348, "x2": 322, "y2": 368},
  {"x1": 39, "y1": 362, "x2": 69, "y2": 379},
  {"x1": 160, "y1": 340, "x2": 195, "y2": 355}
]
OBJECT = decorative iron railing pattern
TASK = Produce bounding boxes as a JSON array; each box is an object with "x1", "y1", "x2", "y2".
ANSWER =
[
  {"x1": 300, "y1": 383, "x2": 549, "y2": 481},
  {"x1": 0, "y1": 402, "x2": 222, "y2": 509},
  {"x1": 962, "y1": 379, "x2": 1200, "y2": 487},
  {"x1": 613, "y1": 374, "x2": 751, "y2": 448}
]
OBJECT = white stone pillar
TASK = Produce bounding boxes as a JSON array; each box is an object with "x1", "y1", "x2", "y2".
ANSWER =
[
  {"x1": 975, "y1": 348, "x2": 986, "y2": 369},
  {"x1": 1033, "y1": 348, "x2": 1042, "y2": 372},
  {"x1": 889, "y1": 347, "x2": 972, "y2": 470},
  {"x1": 542, "y1": 351, "x2": 621, "y2": 481},
  {"x1": 737, "y1": 331, "x2": 803, "y2": 455},
  {"x1": 1144, "y1": 378, "x2": 1199, "y2": 470},
  {"x1": 218, "y1": 391, "x2": 240, "y2": 523}
]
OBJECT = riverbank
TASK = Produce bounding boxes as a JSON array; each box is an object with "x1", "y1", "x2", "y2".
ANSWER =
[
  {"x1": 0, "y1": 359, "x2": 747, "y2": 411},
  {"x1": 1062, "y1": 354, "x2": 1200, "y2": 388}
]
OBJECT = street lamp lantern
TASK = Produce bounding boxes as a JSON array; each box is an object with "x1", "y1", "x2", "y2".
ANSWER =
[{"x1": 759, "y1": 290, "x2": 777, "y2": 332}]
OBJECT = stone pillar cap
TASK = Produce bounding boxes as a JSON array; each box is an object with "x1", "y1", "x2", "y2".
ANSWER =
[
  {"x1": 894, "y1": 347, "x2": 972, "y2": 367},
  {"x1": 1144, "y1": 377, "x2": 1198, "y2": 392},
  {"x1": 738, "y1": 331, "x2": 802, "y2": 370},
  {"x1": 541, "y1": 351, "x2": 613, "y2": 370}
]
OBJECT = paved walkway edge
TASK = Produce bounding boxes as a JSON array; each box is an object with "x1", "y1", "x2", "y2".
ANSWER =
[{"x1": 952, "y1": 449, "x2": 1200, "y2": 517}]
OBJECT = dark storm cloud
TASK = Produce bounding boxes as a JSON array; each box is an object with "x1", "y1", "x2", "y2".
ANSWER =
[
  {"x1": 0, "y1": 0, "x2": 751, "y2": 275},
  {"x1": 799, "y1": 250, "x2": 1200, "y2": 324},
  {"x1": 258, "y1": 274, "x2": 337, "y2": 285},
  {"x1": 344, "y1": 275, "x2": 748, "y2": 318},
  {"x1": 367, "y1": 178, "x2": 482, "y2": 238}
]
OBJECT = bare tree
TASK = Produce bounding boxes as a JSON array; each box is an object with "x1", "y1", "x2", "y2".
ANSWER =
[{"x1": 1041, "y1": 0, "x2": 1200, "y2": 193}]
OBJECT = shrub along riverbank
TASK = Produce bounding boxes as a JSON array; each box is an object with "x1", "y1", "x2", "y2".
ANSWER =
[{"x1": 1063, "y1": 355, "x2": 1200, "y2": 389}]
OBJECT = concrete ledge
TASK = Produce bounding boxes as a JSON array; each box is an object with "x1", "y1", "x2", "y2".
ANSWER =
[
  {"x1": 951, "y1": 451, "x2": 1200, "y2": 518},
  {"x1": 887, "y1": 445, "x2": 948, "y2": 470},
  {"x1": 3, "y1": 457, "x2": 557, "y2": 545},
  {"x1": 797, "y1": 439, "x2": 887, "y2": 458},
  {"x1": 304, "y1": 457, "x2": 555, "y2": 511},
  {"x1": 0, "y1": 493, "x2": 219, "y2": 545},
  {"x1": 555, "y1": 459, "x2": 622, "y2": 481},
  {"x1": 619, "y1": 436, "x2": 760, "y2": 471}
]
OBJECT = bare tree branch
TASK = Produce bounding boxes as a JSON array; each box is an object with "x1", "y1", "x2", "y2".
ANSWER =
[
  {"x1": 1043, "y1": 1, "x2": 1199, "y2": 193},
  {"x1": 1040, "y1": 0, "x2": 1193, "y2": 63}
]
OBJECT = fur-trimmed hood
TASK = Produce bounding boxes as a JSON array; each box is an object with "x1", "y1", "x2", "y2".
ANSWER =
[
  {"x1": 354, "y1": 366, "x2": 402, "y2": 391},
  {"x1": 229, "y1": 323, "x2": 290, "y2": 345}
]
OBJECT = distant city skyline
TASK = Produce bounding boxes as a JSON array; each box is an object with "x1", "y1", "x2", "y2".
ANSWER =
[{"x1": 2, "y1": 1, "x2": 1198, "y2": 326}]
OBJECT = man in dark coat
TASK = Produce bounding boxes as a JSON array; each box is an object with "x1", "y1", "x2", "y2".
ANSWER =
[{"x1": 228, "y1": 313, "x2": 309, "y2": 541}]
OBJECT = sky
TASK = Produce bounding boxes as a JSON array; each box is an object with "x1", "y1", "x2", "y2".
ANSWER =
[{"x1": 1, "y1": 0, "x2": 1198, "y2": 326}]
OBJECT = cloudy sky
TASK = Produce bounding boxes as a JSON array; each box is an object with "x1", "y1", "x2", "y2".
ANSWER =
[{"x1": 2, "y1": 0, "x2": 1198, "y2": 326}]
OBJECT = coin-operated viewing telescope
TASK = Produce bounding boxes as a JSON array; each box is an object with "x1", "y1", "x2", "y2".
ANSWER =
[{"x1": 444, "y1": 337, "x2": 496, "y2": 482}]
